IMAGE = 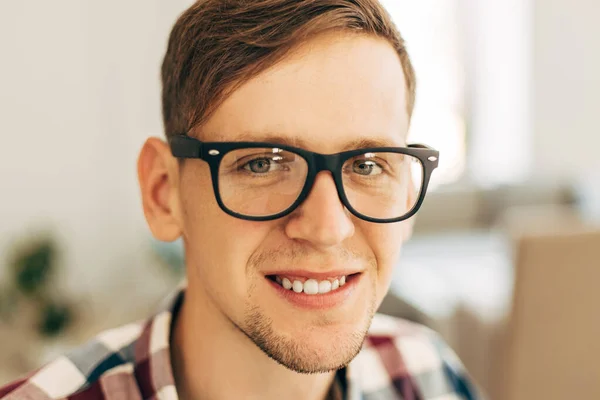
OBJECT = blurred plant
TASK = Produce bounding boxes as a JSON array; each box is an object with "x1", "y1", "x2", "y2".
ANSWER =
[
  {"x1": 0, "y1": 233, "x2": 75, "y2": 338},
  {"x1": 13, "y1": 238, "x2": 55, "y2": 295},
  {"x1": 38, "y1": 302, "x2": 72, "y2": 337}
]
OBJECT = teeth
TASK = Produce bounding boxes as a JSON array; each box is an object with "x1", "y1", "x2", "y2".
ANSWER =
[
  {"x1": 292, "y1": 280, "x2": 303, "y2": 293},
  {"x1": 303, "y1": 279, "x2": 319, "y2": 295},
  {"x1": 282, "y1": 278, "x2": 292, "y2": 290},
  {"x1": 318, "y1": 280, "x2": 332, "y2": 294},
  {"x1": 275, "y1": 275, "x2": 348, "y2": 295}
]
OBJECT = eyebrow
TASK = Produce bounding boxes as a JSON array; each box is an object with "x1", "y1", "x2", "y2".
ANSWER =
[
  {"x1": 211, "y1": 131, "x2": 405, "y2": 151},
  {"x1": 343, "y1": 138, "x2": 406, "y2": 150}
]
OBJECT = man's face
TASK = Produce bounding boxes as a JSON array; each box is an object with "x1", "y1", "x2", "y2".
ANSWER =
[{"x1": 175, "y1": 32, "x2": 411, "y2": 373}]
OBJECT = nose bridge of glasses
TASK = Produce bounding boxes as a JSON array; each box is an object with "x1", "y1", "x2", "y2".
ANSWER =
[
  {"x1": 304, "y1": 153, "x2": 347, "y2": 207},
  {"x1": 308, "y1": 153, "x2": 345, "y2": 195},
  {"x1": 312, "y1": 152, "x2": 343, "y2": 174}
]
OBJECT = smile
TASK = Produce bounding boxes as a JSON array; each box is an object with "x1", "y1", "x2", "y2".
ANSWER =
[
  {"x1": 265, "y1": 272, "x2": 362, "y2": 310},
  {"x1": 270, "y1": 275, "x2": 347, "y2": 295}
]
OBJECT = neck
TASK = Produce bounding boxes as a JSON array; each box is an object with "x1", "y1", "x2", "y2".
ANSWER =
[{"x1": 170, "y1": 287, "x2": 337, "y2": 400}]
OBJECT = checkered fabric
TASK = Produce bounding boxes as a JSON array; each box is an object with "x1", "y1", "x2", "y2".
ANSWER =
[{"x1": 0, "y1": 288, "x2": 482, "y2": 400}]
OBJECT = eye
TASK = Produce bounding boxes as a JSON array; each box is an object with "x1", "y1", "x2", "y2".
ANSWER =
[
  {"x1": 352, "y1": 159, "x2": 383, "y2": 176},
  {"x1": 243, "y1": 158, "x2": 273, "y2": 173}
]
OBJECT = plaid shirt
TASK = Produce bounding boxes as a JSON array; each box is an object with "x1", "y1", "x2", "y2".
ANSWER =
[{"x1": 0, "y1": 288, "x2": 481, "y2": 400}]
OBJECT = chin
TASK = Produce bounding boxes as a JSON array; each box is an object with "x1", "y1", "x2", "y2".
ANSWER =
[
  {"x1": 264, "y1": 328, "x2": 367, "y2": 374},
  {"x1": 243, "y1": 307, "x2": 373, "y2": 374}
]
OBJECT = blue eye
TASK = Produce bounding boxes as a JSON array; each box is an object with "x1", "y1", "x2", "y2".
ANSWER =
[
  {"x1": 244, "y1": 158, "x2": 272, "y2": 173},
  {"x1": 352, "y1": 160, "x2": 383, "y2": 176}
]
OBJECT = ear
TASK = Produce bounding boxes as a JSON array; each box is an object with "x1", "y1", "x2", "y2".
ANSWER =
[{"x1": 137, "y1": 137, "x2": 183, "y2": 242}]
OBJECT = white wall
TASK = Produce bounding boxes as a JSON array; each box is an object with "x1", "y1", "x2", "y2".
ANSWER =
[
  {"x1": 533, "y1": 0, "x2": 600, "y2": 182},
  {"x1": 463, "y1": 0, "x2": 534, "y2": 186},
  {"x1": 457, "y1": 0, "x2": 599, "y2": 187},
  {"x1": 0, "y1": 1, "x2": 192, "y2": 303}
]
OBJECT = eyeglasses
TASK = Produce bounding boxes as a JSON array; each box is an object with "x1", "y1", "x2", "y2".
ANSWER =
[{"x1": 169, "y1": 135, "x2": 439, "y2": 223}]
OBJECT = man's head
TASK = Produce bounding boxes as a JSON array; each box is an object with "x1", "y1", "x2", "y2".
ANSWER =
[{"x1": 139, "y1": 0, "x2": 420, "y2": 374}]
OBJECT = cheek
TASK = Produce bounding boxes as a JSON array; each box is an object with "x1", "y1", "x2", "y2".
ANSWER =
[
  {"x1": 362, "y1": 222, "x2": 406, "y2": 290},
  {"x1": 180, "y1": 175, "x2": 272, "y2": 295}
]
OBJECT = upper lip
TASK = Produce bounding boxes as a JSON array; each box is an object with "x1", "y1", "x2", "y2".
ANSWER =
[{"x1": 263, "y1": 269, "x2": 364, "y2": 280}]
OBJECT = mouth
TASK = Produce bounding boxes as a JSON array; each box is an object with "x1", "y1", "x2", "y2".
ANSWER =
[
  {"x1": 265, "y1": 272, "x2": 363, "y2": 310},
  {"x1": 266, "y1": 273, "x2": 358, "y2": 294}
]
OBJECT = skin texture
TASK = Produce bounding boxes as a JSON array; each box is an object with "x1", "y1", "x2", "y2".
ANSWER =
[{"x1": 138, "y1": 31, "x2": 413, "y2": 400}]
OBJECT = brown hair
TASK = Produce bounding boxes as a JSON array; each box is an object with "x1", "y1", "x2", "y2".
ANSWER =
[{"x1": 161, "y1": 0, "x2": 416, "y2": 138}]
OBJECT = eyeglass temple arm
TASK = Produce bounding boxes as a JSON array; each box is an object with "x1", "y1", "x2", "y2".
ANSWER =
[
  {"x1": 169, "y1": 135, "x2": 203, "y2": 158},
  {"x1": 407, "y1": 143, "x2": 435, "y2": 150}
]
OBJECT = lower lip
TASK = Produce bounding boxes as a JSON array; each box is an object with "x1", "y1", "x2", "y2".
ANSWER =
[{"x1": 266, "y1": 274, "x2": 361, "y2": 310}]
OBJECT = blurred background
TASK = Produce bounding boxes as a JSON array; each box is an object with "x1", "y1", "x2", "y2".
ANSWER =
[{"x1": 0, "y1": 1, "x2": 599, "y2": 398}]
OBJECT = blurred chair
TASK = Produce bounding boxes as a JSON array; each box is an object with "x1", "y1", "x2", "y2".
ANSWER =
[{"x1": 493, "y1": 226, "x2": 600, "y2": 400}]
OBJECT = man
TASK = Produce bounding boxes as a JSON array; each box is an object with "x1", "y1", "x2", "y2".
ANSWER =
[{"x1": 1, "y1": 1, "x2": 481, "y2": 399}]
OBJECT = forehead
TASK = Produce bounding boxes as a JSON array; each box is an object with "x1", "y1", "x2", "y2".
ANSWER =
[{"x1": 200, "y1": 31, "x2": 410, "y2": 152}]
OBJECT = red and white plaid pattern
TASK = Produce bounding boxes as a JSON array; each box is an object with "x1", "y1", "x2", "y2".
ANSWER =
[{"x1": 0, "y1": 288, "x2": 482, "y2": 399}]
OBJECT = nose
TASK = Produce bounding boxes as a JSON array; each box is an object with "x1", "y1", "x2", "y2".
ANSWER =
[{"x1": 284, "y1": 172, "x2": 355, "y2": 249}]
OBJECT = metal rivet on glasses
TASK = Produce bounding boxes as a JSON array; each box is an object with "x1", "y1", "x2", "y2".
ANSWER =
[
  {"x1": 208, "y1": 149, "x2": 220, "y2": 156},
  {"x1": 428, "y1": 156, "x2": 438, "y2": 162}
]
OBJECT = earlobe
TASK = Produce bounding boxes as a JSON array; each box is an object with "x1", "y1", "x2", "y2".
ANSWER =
[{"x1": 137, "y1": 137, "x2": 183, "y2": 242}]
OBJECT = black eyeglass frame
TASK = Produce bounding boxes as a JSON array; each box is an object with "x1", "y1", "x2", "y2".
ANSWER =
[{"x1": 169, "y1": 135, "x2": 439, "y2": 223}]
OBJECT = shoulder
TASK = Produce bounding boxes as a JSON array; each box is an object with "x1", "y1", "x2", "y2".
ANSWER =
[
  {"x1": 0, "y1": 321, "x2": 146, "y2": 400},
  {"x1": 349, "y1": 314, "x2": 484, "y2": 400}
]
